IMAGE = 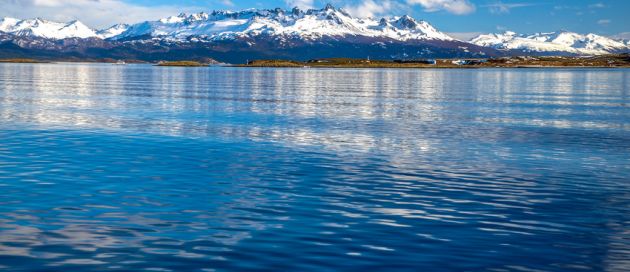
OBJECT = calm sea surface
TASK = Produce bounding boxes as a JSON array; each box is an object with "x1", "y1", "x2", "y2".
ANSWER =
[{"x1": 0, "y1": 63, "x2": 629, "y2": 271}]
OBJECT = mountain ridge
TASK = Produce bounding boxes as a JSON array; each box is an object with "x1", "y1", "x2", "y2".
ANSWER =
[
  {"x1": 470, "y1": 30, "x2": 629, "y2": 55},
  {"x1": 0, "y1": 4, "x2": 628, "y2": 62},
  {"x1": 110, "y1": 5, "x2": 456, "y2": 42},
  {"x1": 0, "y1": 5, "x2": 456, "y2": 42}
]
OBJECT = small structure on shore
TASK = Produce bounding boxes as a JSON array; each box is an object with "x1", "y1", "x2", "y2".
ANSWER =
[
  {"x1": 307, "y1": 59, "x2": 332, "y2": 63},
  {"x1": 452, "y1": 59, "x2": 487, "y2": 65},
  {"x1": 394, "y1": 59, "x2": 436, "y2": 65}
]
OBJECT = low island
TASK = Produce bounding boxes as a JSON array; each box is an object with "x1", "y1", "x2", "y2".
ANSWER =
[
  {"x1": 239, "y1": 54, "x2": 630, "y2": 69},
  {"x1": 0, "y1": 59, "x2": 50, "y2": 63},
  {"x1": 156, "y1": 61, "x2": 208, "y2": 67},
  {"x1": 2, "y1": 54, "x2": 629, "y2": 69}
]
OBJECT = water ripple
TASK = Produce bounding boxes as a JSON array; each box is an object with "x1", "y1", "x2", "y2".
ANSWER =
[{"x1": 0, "y1": 64, "x2": 629, "y2": 271}]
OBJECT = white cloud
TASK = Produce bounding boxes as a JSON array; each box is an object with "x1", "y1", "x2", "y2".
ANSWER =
[
  {"x1": 285, "y1": 0, "x2": 315, "y2": 10},
  {"x1": 343, "y1": 0, "x2": 398, "y2": 18},
  {"x1": 32, "y1": 0, "x2": 65, "y2": 7},
  {"x1": 220, "y1": 0, "x2": 235, "y2": 7},
  {"x1": 588, "y1": 3, "x2": 605, "y2": 8},
  {"x1": 0, "y1": 0, "x2": 203, "y2": 28},
  {"x1": 597, "y1": 19, "x2": 611, "y2": 25},
  {"x1": 406, "y1": 0, "x2": 475, "y2": 15},
  {"x1": 496, "y1": 25, "x2": 507, "y2": 31},
  {"x1": 553, "y1": 5, "x2": 578, "y2": 11},
  {"x1": 484, "y1": 2, "x2": 537, "y2": 14}
]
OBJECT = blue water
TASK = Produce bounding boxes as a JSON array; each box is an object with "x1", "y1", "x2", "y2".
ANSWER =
[{"x1": 0, "y1": 63, "x2": 629, "y2": 271}]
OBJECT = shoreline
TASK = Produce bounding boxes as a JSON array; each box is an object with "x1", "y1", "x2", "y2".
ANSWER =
[
  {"x1": 234, "y1": 65, "x2": 630, "y2": 69},
  {"x1": 1, "y1": 61, "x2": 628, "y2": 69},
  {"x1": 2, "y1": 55, "x2": 629, "y2": 69},
  {"x1": 238, "y1": 55, "x2": 630, "y2": 69},
  {"x1": 1, "y1": 63, "x2": 627, "y2": 69},
  {"x1": 0, "y1": 59, "x2": 51, "y2": 64}
]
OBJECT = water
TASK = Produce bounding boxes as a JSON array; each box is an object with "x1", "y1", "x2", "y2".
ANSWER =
[{"x1": 0, "y1": 63, "x2": 629, "y2": 271}]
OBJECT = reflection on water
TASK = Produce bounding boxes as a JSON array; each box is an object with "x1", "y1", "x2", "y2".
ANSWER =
[{"x1": 0, "y1": 63, "x2": 629, "y2": 271}]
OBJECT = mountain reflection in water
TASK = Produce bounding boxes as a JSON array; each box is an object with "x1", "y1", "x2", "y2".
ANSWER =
[{"x1": 0, "y1": 63, "x2": 629, "y2": 271}]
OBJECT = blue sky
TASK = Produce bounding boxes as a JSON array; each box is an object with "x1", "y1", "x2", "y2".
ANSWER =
[{"x1": 0, "y1": 0, "x2": 628, "y2": 39}]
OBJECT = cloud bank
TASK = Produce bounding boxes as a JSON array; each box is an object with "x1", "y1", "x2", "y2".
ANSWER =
[
  {"x1": 407, "y1": 0, "x2": 475, "y2": 15},
  {"x1": 0, "y1": 0, "x2": 479, "y2": 28},
  {"x1": 341, "y1": 0, "x2": 475, "y2": 18},
  {"x1": 484, "y1": 2, "x2": 537, "y2": 14},
  {"x1": 343, "y1": 0, "x2": 399, "y2": 18},
  {"x1": 285, "y1": 0, "x2": 315, "y2": 10},
  {"x1": 0, "y1": 0, "x2": 203, "y2": 28}
]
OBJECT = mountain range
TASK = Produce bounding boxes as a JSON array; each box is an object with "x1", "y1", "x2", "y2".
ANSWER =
[
  {"x1": 1, "y1": 4, "x2": 628, "y2": 63},
  {"x1": 471, "y1": 31, "x2": 630, "y2": 56}
]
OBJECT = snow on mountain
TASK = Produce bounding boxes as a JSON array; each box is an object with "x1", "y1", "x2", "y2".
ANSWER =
[
  {"x1": 0, "y1": 17, "x2": 98, "y2": 39},
  {"x1": 96, "y1": 24, "x2": 130, "y2": 39},
  {"x1": 0, "y1": 5, "x2": 454, "y2": 43},
  {"x1": 113, "y1": 5, "x2": 454, "y2": 41},
  {"x1": 4, "y1": 4, "x2": 625, "y2": 58},
  {"x1": 0, "y1": 17, "x2": 20, "y2": 32},
  {"x1": 471, "y1": 31, "x2": 630, "y2": 55}
]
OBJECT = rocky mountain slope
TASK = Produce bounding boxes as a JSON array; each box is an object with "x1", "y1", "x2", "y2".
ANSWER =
[
  {"x1": 0, "y1": 17, "x2": 97, "y2": 39},
  {"x1": 0, "y1": 5, "x2": 628, "y2": 63},
  {"x1": 113, "y1": 5, "x2": 454, "y2": 42},
  {"x1": 471, "y1": 31, "x2": 630, "y2": 55}
]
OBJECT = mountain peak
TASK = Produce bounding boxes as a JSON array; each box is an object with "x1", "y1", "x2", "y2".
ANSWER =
[
  {"x1": 378, "y1": 18, "x2": 390, "y2": 27},
  {"x1": 0, "y1": 17, "x2": 20, "y2": 31},
  {"x1": 471, "y1": 30, "x2": 630, "y2": 55},
  {"x1": 394, "y1": 15, "x2": 419, "y2": 29},
  {"x1": 64, "y1": 20, "x2": 89, "y2": 28},
  {"x1": 324, "y1": 3, "x2": 336, "y2": 11},
  {"x1": 1, "y1": 17, "x2": 18, "y2": 21},
  {"x1": 0, "y1": 6, "x2": 455, "y2": 43},
  {"x1": 186, "y1": 12, "x2": 209, "y2": 22},
  {"x1": 113, "y1": 5, "x2": 454, "y2": 41},
  {"x1": 97, "y1": 23, "x2": 130, "y2": 39},
  {"x1": 0, "y1": 17, "x2": 98, "y2": 39},
  {"x1": 291, "y1": 7, "x2": 303, "y2": 16},
  {"x1": 503, "y1": 31, "x2": 517, "y2": 36}
]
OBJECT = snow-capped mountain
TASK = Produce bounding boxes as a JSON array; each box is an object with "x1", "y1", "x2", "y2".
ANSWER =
[
  {"x1": 96, "y1": 24, "x2": 130, "y2": 39},
  {"x1": 0, "y1": 17, "x2": 98, "y2": 39},
  {"x1": 1, "y1": 5, "x2": 628, "y2": 59},
  {"x1": 3, "y1": 5, "x2": 627, "y2": 63},
  {"x1": 0, "y1": 5, "x2": 495, "y2": 63},
  {"x1": 471, "y1": 31, "x2": 630, "y2": 55},
  {"x1": 113, "y1": 5, "x2": 453, "y2": 41},
  {"x1": 0, "y1": 5, "x2": 455, "y2": 43}
]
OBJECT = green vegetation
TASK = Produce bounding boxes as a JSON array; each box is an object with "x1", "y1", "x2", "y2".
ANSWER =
[
  {"x1": 3, "y1": 55, "x2": 629, "y2": 68},
  {"x1": 0, "y1": 59, "x2": 49, "y2": 63},
  {"x1": 241, "y1": 60, "x2": 305, "y2": 67},
  {"x1": 241, "y1": 58, "x2": 442, "y2": 68},
  {"x1": 238, "y1": 54, "x2": 630, "y2": 69},
  {"x1": 486, "y1": 54, "x2": 630, "y2": 67},
  {"x1": 156, "y1": 61, "x2": 207, "y2": 67}
]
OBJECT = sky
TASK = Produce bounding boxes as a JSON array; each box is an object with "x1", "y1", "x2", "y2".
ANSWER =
[{"x1": 0, "y1": 0, "x2": 628, "y2": 40}]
